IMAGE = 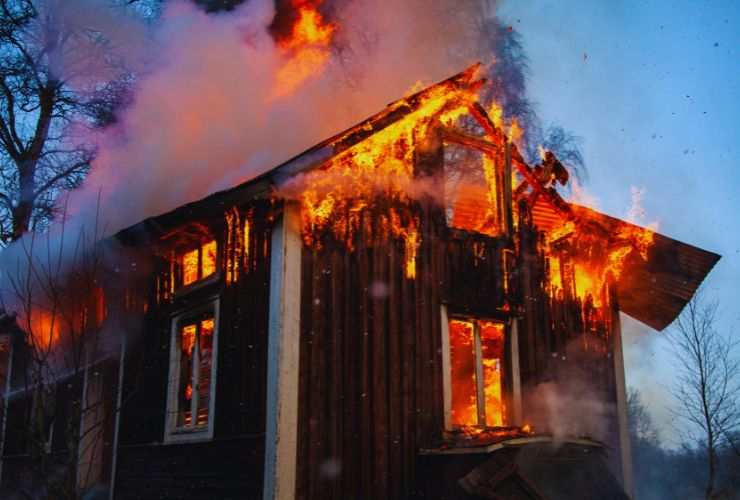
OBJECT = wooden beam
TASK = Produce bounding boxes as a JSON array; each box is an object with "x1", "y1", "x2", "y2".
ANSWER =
[
  {"x1": 263, "y1": 203, "x2": 303, "y2": 500},
  {"x1": 441, "y1": 127, "x2": 501, "y2": 155}
]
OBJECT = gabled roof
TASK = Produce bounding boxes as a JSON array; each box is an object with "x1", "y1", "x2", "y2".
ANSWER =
[{"x1": 114, "y1": 65, "x2": 482, "y2": 244}]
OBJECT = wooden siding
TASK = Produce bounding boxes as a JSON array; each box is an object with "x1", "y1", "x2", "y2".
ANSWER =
[{"x1": 114, "y1": 201, "x2": 274, "y2": 500}]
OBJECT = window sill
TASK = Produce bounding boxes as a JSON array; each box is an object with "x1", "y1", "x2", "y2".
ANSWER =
[
  {"x1": 163, "y1": 427, "x2": 214, "y2": 445},
  {"x1": 419, "y1": 435, "x2": 602, "y2": 456}
]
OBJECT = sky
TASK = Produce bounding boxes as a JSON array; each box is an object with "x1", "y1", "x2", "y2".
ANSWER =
[{"x1": 499, "y1": 0, "x2": 740, "y2": 443}]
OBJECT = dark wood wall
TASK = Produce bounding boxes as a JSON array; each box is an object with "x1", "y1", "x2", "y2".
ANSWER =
[
  {"x1": 294, "y1": 131, "x2": 515, "y2": 499},
  {"x1": 114, "y1": 201, "x2": 274, "y2": 500},
  {"x1": 516, "y1": 203, "x2": 622, "y2": 478}
]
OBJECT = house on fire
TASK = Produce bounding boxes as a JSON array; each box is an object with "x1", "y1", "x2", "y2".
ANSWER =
[{"x1": 0, "y1": 65, "x2": 720, "y2": 500}]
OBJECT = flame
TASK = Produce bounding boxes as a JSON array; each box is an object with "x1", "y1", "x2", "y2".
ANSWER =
[
  {"x1": 480, "y1": 321, "x2": 505, "y2": 427},
  {"x1": 26, "y1": 309, "x2": 61, "y2": 349},
  {"x1": 449, "y1": 319, "x2": 478, "y2": 426},
  {"x1": 481, "y1": 154, "x2": 503, "y2": 235},
  {"x1": 521, "y1": 423, "x2": 532, "y2": 434},
  {"x1": 292, "y1": 83, "x2": 475, "y2": 277},
  {"x1": 182, "y1": 247, "x2": 200, "y2": 286},
  {"x1": 273, "y1": 1, "x2": 335, "y2": 98},
  {"x1": 508, "y1": 118, "x2": 522, "y2": 143},
  {"x1": 448, "y1": 319, "x2": 505, "y2": 427},
  {"x1": 545, "y1": 218, "x2": 656, "y2": 310},
  {"x1": 181, "y1": 240, "x2": 218, "y2": 287}
]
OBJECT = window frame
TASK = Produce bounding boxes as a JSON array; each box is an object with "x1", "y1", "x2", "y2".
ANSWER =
[
  {"x1": 441, "y1": 306, "x2": 519, "y2": 430},
  {"x1": 164, "y1": 297, "x2": 220, "y2": 444}
]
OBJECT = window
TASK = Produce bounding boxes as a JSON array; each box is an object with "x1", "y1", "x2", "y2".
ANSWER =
[
  {"x1": 177, "y1": 240, "x2": 218, "y2": 289},
  {"x1": 165, "y1": 299, "x2": 219, "y2": 443},
  {"x1": 446, "y1": 317, "x2": 506, "y2": 428}
]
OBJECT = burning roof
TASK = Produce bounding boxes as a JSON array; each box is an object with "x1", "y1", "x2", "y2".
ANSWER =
[{"x1": 114, "y1": 64, "x2": 719, "y2": 331}]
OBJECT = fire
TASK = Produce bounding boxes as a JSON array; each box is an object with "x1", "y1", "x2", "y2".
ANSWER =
[
  {"x1": 545, "y1": 217, "x2": 656, "y2": 309},
  {"x1": 292, "y1": 82, "x2": 476, "y2": 278},
  {"x1": 480, "y1": 321, "x2": 505, "y2": 427},
  {"x1": 26, "y1": 309, "x2": 61, "y2": 349},
  {"x1": 448, "y1": 319, "x2": 505, "y2": 428},
  {"x1": 449, "y1": 319, "x2": 478, "y2": 426},
  {"x1": 273, "y1": 1, "x2": 335, "y2": 98},
  {"x1": 181, "y1": 240, "x2": 218, "y2": 287}
]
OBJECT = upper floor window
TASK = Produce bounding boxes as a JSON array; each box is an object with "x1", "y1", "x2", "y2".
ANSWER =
[
  {"x1": 447, "y1": 317, "x2": 506, "y2": 428},
  {"x1": 165, "y1": 299, "x2": 219, "y2": 443},
  {"x1": 180, "y1": 240, "x2": 218, "y2": 287}
]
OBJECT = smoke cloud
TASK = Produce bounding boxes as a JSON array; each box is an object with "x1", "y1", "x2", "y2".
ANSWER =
[{"x1": 65, "y1": 0, "x2": 499, "y2": 236}]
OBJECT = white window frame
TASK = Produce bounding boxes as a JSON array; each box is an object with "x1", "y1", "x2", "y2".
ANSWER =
[
  {"x1": 164, "y1": 297, "x2": 220, "y2": 444},
  {"x1": 440, "y1": 306, "x2": 521, "y2": 430}
]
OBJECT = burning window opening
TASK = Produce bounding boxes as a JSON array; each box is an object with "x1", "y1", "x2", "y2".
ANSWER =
[
  {"x1": 445, "y1": 149, "x2": 506, "y2": 237},
  {"x1": 449, "y1": 318, "x2": 506, "y2": 429},
  {"x1": 175, "y1": 316, "x2": 215, "y2": 430},
  {"x1": 174, "y1": 240, "x2": 218, "y2": 290}
]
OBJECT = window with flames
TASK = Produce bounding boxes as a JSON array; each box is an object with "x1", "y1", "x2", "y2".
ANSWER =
[
  {"x1": 449, "y1": 319, "x2": 506, "y2": 427},
  {"x1": 176, "y1": 240, "x2": 218, "y2": 290},
  {"x1": 171, "y1": 312, "x2": 216, "y2": 433}
]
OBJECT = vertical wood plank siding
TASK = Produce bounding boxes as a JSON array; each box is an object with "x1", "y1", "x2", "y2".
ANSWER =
[{"x1": 114, "y1": 201, "x2": 273, "y2": 500}]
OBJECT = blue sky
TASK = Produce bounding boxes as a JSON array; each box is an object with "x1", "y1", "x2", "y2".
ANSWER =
[{"x1": 499, "y1": 0, "x2": 740, "y2": 441}]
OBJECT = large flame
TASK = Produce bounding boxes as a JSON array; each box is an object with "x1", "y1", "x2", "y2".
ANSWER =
[
  {"x1": 291, "y1": 82, "x2": 475, "y2": 278},
  {"x1": 546, "y1": 215, "x2": 656, "y2": 310},
  {"x1": 273, "y1": 1, "x2": 335, "y2": 98}
]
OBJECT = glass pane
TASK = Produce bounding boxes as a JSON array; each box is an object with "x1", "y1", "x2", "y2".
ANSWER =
[
  {"x1": 449, "y1": 319, "x2": 478, "y2": 426},
  {"x1": 201, "y1": 241, "x2": 218, "y2": 280},
  {"x1": 182, "y1": 249, "x2": 199, "y2": 286},
  {"x1": 479, "y1": 321, "x2": 505, "y2": 427},
  {"x1": 178, "y1": 324, "x2": 196, "y2": 427},
  {"x1": 197, "y1": 318, "x2": 215, "y2": 427}
]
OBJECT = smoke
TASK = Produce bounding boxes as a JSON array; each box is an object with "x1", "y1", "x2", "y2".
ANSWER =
[
  {"x1": 523, "y1": 360, "x2": 614, "y2": 444},
  {"x1": 54, "y1": 0, "x2": 503, "y2": 237}
]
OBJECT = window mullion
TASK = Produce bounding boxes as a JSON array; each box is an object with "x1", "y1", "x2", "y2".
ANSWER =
[
  {"x1": 474, "y1": 321, "x2": 486, "y2": 427},
  {"x1": 191, "y1": 324, "x2": 201, "y2": 427}
]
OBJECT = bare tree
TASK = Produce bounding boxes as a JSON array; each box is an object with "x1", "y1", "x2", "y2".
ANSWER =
[
  {"x1": 0, "y1": 200, "x2": 131, "y2": 499},
  {"x1": 0, "y1": 0, "x2": 154, "y2": 245},
  {"x1": 669, "y1": 291, "x2": 740, "y2": 500}
]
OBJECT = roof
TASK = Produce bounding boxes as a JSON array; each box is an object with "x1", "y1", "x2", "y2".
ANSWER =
[
  {"x1": 533, "y1": 202, "x2": 720, "y2": 331},
  {"x1": 114, "y1": 65, "x2": 482, "y2": 244}
]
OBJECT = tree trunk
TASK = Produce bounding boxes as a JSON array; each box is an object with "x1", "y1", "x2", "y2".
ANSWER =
[
  {"x1": 706, "y1": 435, "x2": 716, "y2": 500},
  {"x1": 11, "y1": 164, "x2": 35, "y2": 241}
]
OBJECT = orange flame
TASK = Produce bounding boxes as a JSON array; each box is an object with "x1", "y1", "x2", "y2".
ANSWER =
[
  {"x1": 291, "y1": 83, "x2": 475, "y2": 277},
  {"x1": 546, "y1": 219, "x2": 656, "y2": 309},
  {"x1": 274, "y1": 1, "x2": 335, "y2": 98}
]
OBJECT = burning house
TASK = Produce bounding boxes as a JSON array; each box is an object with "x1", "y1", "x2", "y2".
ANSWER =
[{"x1": 0, "y1": 63, "x2": 720, "y2": 500}]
